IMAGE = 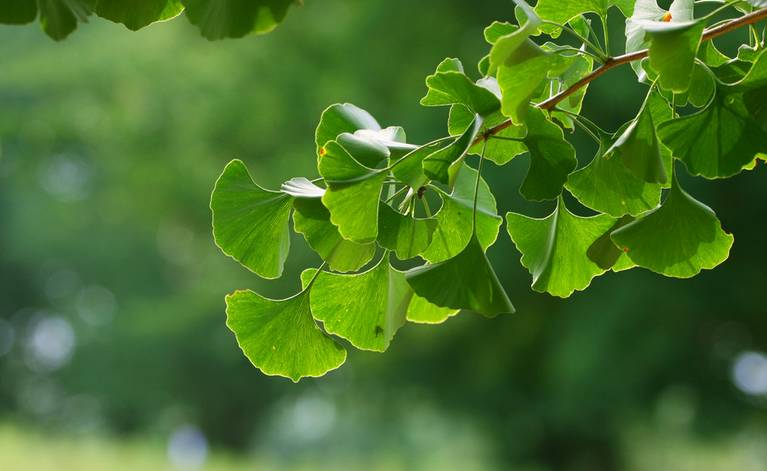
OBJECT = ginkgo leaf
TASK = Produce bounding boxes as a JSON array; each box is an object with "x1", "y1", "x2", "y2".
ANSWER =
[
  {"x1": 38, "y1": 0, "x2": 93, "y2": 41},
  {"x1": 488, "y1": 0, "x2": 541, "y2": 74},
  {"x1": 658, "y1": 52, "x2": 767, "y2": 178},
  {"x1": 0, "y1": 0, "x2": 37, "y2": 24},
  {"x1": 604, "y1": 93, "x2": 667, "y2": 184},
  {"x1": 304, "y1": 257, "x2": 412, "y2": 352},
  {"x1": 506, "y1": 198, "x2": 617, "y2": 298},
  {"x1": 407, "y1": 236, "x2": 515, "y2": 318},
  {"x1": 641, "y1": 19, "x2": 705, "y2": 92},
  {"x1": 611, "y1": 179, "x2": 734, "y2": 278},
  {"x1": 421, "y1": 58, "x2": 500, "y2": 116},
  {"x1": 391, "y1": 140, "x2": 452, "y2": 190},
  {"x1": 318, "y1": 141, "x2": 386, "y2": 243},
  {"x1": 211, "y1": 159, "x2": 293, "y2": 279},
  {"x1": 448, "y1": 104, "x2": 528, "y2": 166},
  {"x1": 406, "y1": 294, "x2": 460, "y2": 324},
  {"x1": 181, "y1": 0, "x2": 295, "y2": 40},
  {"x1": 566, "y1": 125, "x2": 663, "y2": 217},
  {"x1": 519, "y1": 107, "x2": 578, "y2": 201},
  {"x1": 587, "y1": 215, "x2": 636, "y2": 270},
  {"x1": 423, "y1": 115, "x2": 483, "y2": 186},
  {"x1": 536, "y1": 0, "x2": 635, "y2": 36},
  {"x1": 421, "y1": 164, "x2": 502, "y2": 263},
  {"x1": 315, "y1": 103, "x2": 382, "y2": 156},
  {"x1": 292, "y1": 198, "x2": 376, "y2": 273},
  {"x1": 95, "y1": 0, "x2": 183, "y2": 30},
  {"x1": 225, "y1": 289, "x2": 346, "y2": 382},
  {"x1": 377, "y1": 203, "x2": 437, "y2": 260}
]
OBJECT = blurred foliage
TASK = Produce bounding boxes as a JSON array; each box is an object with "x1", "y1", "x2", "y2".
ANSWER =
[{"x1": 1, "y1": 0, "x2": 767, "y2": 469}]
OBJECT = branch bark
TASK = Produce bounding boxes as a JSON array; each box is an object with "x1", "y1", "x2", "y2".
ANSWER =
[{"x1": 475, "y1": 7, "x2": 767, "y2": 144}]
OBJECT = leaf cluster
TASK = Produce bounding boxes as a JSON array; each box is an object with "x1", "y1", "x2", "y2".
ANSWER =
[{"x1": 207, "y1": 0, "x2": 766, "y2": 381}]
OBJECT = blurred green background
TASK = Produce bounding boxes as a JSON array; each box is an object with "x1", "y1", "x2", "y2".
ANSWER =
[{"x1": 1, "y1": 1, "x2": 767, "y2": 470}]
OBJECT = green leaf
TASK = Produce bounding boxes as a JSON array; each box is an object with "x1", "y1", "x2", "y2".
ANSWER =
[
  {"x1": 587, "y1": 215, "x2": 636, "y2": 270},
  {"x1": 536, "y1": 0, "x2": 635, "y2": 36},
  {"x1": 421, "y1": 164, "x2": 502, "y2": 263},
  {"x1": 292, "y1": 197, "x2": 376, "y2": 273},
  {"x1": 377, "y1": 203, "x2": 437, "y2": 260},
  {"x1": 390, "y1": 140, "x2": 451, "y2": 190},
  {"x1": 95, "y1": 0, "x2": 183, "y2": 30},
  {"x1": 604, "y1": 93, "x2": 667, "y2": 184},
  {"x1": 566, "y1": 126, "x2": 663, "y2": 217},
  {"x1": 315, "y1": 103, "x2": 382, "y2": 157},
  {"x1": 421, "y1": 58, "x2": 500, "y2": 116},
  {"x1": 318, "y1": 141, "x2": 386, "y2": 243},
  {"x1": 407, "y1": 236, "x2": 515, "y2": 318},
  {"x1": 405, "y1": 294, "x2": 460, "y2": 324},
  {"x1": 225, "y1": 289, "x2": 346, "y2": 382},
  {"x1": 519, "y1": 107, "x2": 578, "y2": 201},
  {"x1": 611, "y1": 179, "x2": 734, "y2": 278},
  {"x1": 181, "y1": 0, "x2": 295, "y2": 40},
  {"x1": 506, "y1": 198, "x2": 617, "y2": 298},
  {"x1": 211, "y1": 159, "x2": 293, "y2": 279},
  {"x1": 545, "y1": 50, "x2": 594, "y2": 129},
  {"x1": 658, "y1": 52, "x2": 767, "y2": 178},
  {"x1": 448, "y1": 103, "x2": 528, "y2": 166},
  {"x1": 642, "y1": 19, "x2": 705, "y2": 92},
  {"x1": 305, "y1": 256, "x2": 412, "y2": 352},
  {"x1": 496, "y1": 48, "x2": 569, "y2": 124},
  {"x1": 488, "y1": 1, "x2": 541, "y2": 74},
  {"x1": 626, "y1": 0, "x2": 694, "y2": 78},
  {"x1": 38, "y1": 0, "x2": 93, "y2": 41},
  {"x1": 423, "y1": 114, "x2": 483, "y2": 187}
]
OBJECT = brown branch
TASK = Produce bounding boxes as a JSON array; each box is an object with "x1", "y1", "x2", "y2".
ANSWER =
[{"x1": 475, "y1": 7, "x2": 767, "y2": 144}]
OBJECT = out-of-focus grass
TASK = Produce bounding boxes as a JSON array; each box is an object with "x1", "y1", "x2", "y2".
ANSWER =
[{"x1": 0, "y1": 424, "x2": 248, "y2": 471}]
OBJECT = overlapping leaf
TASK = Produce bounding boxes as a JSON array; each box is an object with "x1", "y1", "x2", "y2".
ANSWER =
[
  {"x1": 407, "y1": 236, "x2": 515, "y2": 318},
  {"x1": 535, "y1": 0, "x2": 635, "y2": 36},
  {"x1": 318, "y1": 141, "x2": 387, "y2": 243},
  {"x1": 421, "y1": 164, "x2": 502, "y2": 263},
  {"x1": 377, "y1": 203, "x2": 437, "y2": 260},
  {"x1": 423, "y1": 115, "x2": 483, "y2": 186},
  {"x1": 506, "y1": 198, "x2": 617, "y2": 297},
  {"x1": 421, "y1": 58, "x2": 501, "y2": 116},
  {"x1": 658, "y1": 50, "x2": 767, "y2": 178},
  {"x1": 611, "y1": 179, "x2": 734, "y2": 278}
]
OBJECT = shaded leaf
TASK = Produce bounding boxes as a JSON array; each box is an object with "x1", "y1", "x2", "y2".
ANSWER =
[
  {"x1": 181, "y1": 0, "x2": 295, "y2": 40},
  {"x1": 423, "y1": 114, "x2": 483, "y2": 187},
  {"x1": 421, "y1": 58, "x2": 500, "y2": 116},
  {"x1": 377, "y1": 203, "x2": 437, "y2": 260},
  {"x1": 641, "y1": 19, "x2": 705, "y2": 92},
  {"x1": 519, "y1": 107, "x2": 578, "y2": 201},
  {"x1": 421, "y1": 164, "x2": 502, "y2": 263},
  {"x1": 391, "y1": 140, "x2": 451, "y2": 190},
  {"x1": 95, "y1": 0, "x2": 183, "y2": 30},
  {"x1": 292, "y1": 198, "x2": 376, "y2": 273},
  {"x1": 407, "y1": 236, "x2": 514, "y2": 318}
]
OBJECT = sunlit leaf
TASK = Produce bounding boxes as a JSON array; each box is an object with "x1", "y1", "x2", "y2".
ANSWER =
[
  {"x1": 611, "y1": 179, "x2": 734, "y2": 278},
  {"x1": 421, "y1": 58, "x2": 500, "y2": 116},
  {"x1": 641, "y1": 19, "x2": 705, "y2": 92},
  {"x1": 318, "y1": 141, "x2": 387, "y2": 243},
  {"x1": 506, "y1": 198, "x2": 616, "y2": 298},
  {"x1": 211, "y1": 160, "x2": 293, "y2": 279},
  {"x1": 226, "y1": 289, "x2": 346, "y2": 382},
  {"x1": 423, "y1": 115, "x2": 483, "y2": 187}
]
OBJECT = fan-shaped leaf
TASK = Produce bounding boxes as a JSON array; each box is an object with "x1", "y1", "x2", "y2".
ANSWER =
[
  {"x1": 506, "y1": 198, "x2": 617, "y2": 298},
  {"x1": 181, "y1": 0, "x2": 295, "y2": 40},
  {"x1": 611, "y1": 179, "x2": 734, "y2": 278},
  {"x1": 377, "y1": 203, "x2": 437, "y2": 260},
  {"x1": 407, "y1": 237, "x2": 515, "y2": 318},
  {"x1": 211, "y1": 159, "x2": 293, "y2": 279},
  {"x1": 226, "y1": 289, "x2": 346, "y2": 382}
]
